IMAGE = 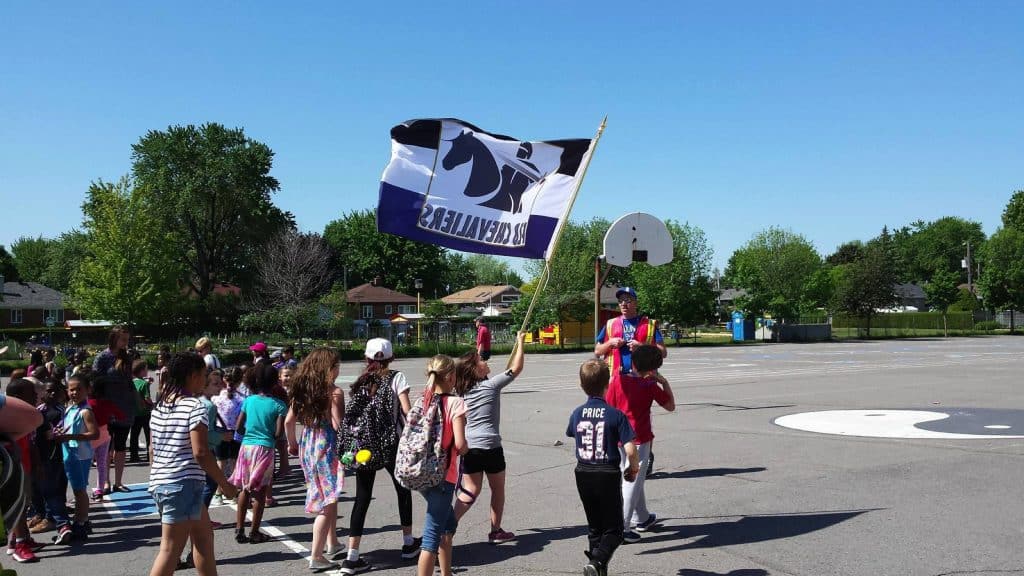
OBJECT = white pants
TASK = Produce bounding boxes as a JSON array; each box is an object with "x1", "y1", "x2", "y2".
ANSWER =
[{"x1": 618, "y1": 442, "x2": 651, "y2": 527}]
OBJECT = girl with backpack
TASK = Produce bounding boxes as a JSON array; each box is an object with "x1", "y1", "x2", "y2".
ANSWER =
[
  {"x1": 338, "y1": 339, "x2": 419, "y2": 575},
  {"x1": 453, "y1": 331, "x2": 527, "y2": 544},
  {"x1": 284, "y1": 348, "x2": 346, "y2": 572},
  {"x1": 414, "y1": 354, "x2": 467, "y2": 576}
]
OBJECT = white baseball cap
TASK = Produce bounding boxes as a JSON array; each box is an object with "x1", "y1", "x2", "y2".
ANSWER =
[{"x1": 364, "y1": 338, "x2": 394, "y2": 361}]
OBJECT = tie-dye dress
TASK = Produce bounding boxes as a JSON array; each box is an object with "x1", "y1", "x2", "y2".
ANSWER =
[{"x1": 300, "y1": 421, "x2": 341, "y2": 514}]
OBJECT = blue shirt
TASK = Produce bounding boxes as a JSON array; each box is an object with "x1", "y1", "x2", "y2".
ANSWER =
[
  {"x1": 240, "y1": 395, "x2": 287, "y2": 448},
  {"x1": 566, "y1": 396, "x2": 634, "y2": 469},
  {"x1": 596, "y1": 317, "x2": 664, "y2": 374}
]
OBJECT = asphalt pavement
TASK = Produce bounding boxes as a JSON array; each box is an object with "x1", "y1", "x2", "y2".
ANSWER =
[{"x1": 7, "y1": 336, "x2": 1024, "y2": 576}]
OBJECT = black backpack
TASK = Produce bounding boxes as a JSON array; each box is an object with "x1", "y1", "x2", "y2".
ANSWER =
[{"x1": 339, "y1": 371, "x2": 399, "y2": 471}]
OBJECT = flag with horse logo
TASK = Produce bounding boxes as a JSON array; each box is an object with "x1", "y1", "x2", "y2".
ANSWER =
[{"x1": 377, "y1": 118, "x2": 593, "y2": 259}]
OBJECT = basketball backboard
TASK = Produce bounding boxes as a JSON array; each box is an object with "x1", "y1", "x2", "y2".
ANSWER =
[{"x1": 602, "y1": 212, "x2": 673, "y2": 267}]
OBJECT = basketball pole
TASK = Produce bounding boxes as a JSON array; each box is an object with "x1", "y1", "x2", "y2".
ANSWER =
[{"x1": 510, "y1": 116, "x2": 608, "y2": 368}]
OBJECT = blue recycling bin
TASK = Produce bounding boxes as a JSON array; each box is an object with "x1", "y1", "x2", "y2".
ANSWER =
[{"x1": 731, "y1": 311, "x2": 755, "y2": 341}]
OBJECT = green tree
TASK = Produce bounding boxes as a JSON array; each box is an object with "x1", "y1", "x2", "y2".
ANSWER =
[
  {"x1": 949, "y1": 288, "x2": 981, "y2": 312},
  {"x1": 0, "y1": 245, "x2": 17, "y2": 281},
  {"x1": 41, "y1": 231, "x2": 90, "y2": 292},
  {"x1": 1002, "y1": 190, "x2": 1024, "y2": 230},
  {"x1": 440, "y1": 252, "x2": 475, "y2": 295},
  {"x1": 724, "y1": 227, "x2": 823, "y2": 320},
  {"x1": 69, "y1": 177, "x2": 181, "y2": 327},
  {"x1": 629, "y1": 221, "x2": 715, "y2": 329},
  {"x1": 887, "y1": 217, "x2": 985, "y2": 283},
  {"x1": 925, "y1": 268, "x2": 960, "y2": 337},
  {"x1": 465, "y1": 254, "x2": 524, "y2": 287},
  {"x1": 319, "y1": 282, "x2": 352, "y2": 336},
  {"x1": 10, "y1": 236, "x2": 53, "y2": 284},
  {"x1": 131, "y1": 123, "x2": 293, "y2": 318},
  {"x1": 826, "y1": 241, "x2": 865, "y2": 266},
  {"x1": 978, "y1": 226, "x2": 1024, "y2": 333},
  {"x1": 832, "y1": 238, "x2": 897, "y2": 336},
  {"x1": 323, "y1": 209, "x2": 447, "y2": 295}
]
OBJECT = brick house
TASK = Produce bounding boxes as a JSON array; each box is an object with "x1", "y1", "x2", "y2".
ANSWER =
[
  {"x1": 346, "y1": 283, "x2": 418, "y2": 321},
  {"x1": 0, "y1": 281, "x2": 81, "y2": 329}
]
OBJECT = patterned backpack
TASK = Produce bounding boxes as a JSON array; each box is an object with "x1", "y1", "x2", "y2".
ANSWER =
[
  {"x1": 339, "y1": 371, "x2": 399, "y2": 471},
  {"x1": 395, "y1": 387, "x2": 448, "y2": 491}
]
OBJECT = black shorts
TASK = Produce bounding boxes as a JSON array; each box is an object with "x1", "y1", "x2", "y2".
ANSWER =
[
  {"x1": 216, "y1": 440, "x2": 240, "y2": 460},
  {"x1": 479, "y1": 350, "x2": 492, "y2": 361},
  {"x1": 108, "y1": 422, "x2": 131, "y2": 452},
  {"x1": 462, "y1": 446, "x2": 506, "y2": 475}
]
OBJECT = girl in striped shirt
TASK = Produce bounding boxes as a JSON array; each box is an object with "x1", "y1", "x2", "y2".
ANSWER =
[{"x1": 147, "y1": 352, "x2": 238, "y2": 576}]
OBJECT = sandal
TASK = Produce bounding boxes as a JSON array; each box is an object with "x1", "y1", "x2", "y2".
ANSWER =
[
  {"x1": 248, "y1": 531, "x2": 270, "y2": 544},
  {"x1": 90, "y1": 491, "x2": 103, "y2": 502},
  {"x1": 235, "y1": 530, "x2": 249, "y2": 544},
  {"x1": 113, "y1": 485, "x2": 131, "y2": 493}
]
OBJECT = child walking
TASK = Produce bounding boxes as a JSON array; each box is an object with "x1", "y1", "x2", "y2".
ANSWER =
[
  {"x1": 88, "y1": 379, "x2": 125, "y2": 501},
  {"x1": 340, "y1": 338, "x2": 420, "y2": 575},
  {"x1": 453, "y1": 332, "x2": 526, "y2": 544},
  {"x1": 568, "y1": 359, "x2": 639, "y2": 576},
  {"x1": 130, "y1": 359, "x2": 154, "y2": 463},
  {"x1": 231, "y1": 362, "x2": 286, "y2": 544},
  {"x1": 54, "y1": 373, "x2": 99, "y2": 543},
  {"x1": 604, "y1": 344, "x2": 674, "y2": 543},
  {"x1": 29, "y1": 381, "x2": 69, "y2": 537},
  {"x1": 416, "y1": 355, "x2": 468, "y2": 576},
  {"x1": 211, "y1": 367, "x2": 244, "y2": 506},
  {"x1": 147, "y1": 352, "x2": 238, "y2": 576},
  {"x1": 284, "y1": 348, "x2": 346, "y2": 571}
]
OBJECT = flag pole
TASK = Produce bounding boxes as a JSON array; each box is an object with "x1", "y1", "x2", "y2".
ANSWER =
[{"x1": 510, "y1": 116, "x2": 608, "y2": 365}]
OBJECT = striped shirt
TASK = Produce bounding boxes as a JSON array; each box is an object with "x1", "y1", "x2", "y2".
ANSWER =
[{"x1": 148, "y1": 396, "x2": 208, "y2": 489}]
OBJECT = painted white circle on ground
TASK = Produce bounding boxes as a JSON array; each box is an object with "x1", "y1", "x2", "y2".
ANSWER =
[
  {"x1": 985, "y1": 425, "x2": 1012, "y2": 430},
  {"x1": 774, "y1": 410, "x2": 1024, "y2": 439}
]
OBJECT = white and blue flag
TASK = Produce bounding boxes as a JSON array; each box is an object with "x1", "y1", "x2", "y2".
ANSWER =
[{"x1": 377, "y1": 118, "x2": 592, "y2": 259}]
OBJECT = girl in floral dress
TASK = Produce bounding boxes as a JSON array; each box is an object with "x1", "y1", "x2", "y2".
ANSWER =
[{"x1": 285, "y1": 348, "x2": 346, "y2": 571}]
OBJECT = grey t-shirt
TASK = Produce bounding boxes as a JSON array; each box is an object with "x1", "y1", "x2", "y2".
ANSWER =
[{"x1": 463, "y1": 370, "x2": 515, "y2": 450}]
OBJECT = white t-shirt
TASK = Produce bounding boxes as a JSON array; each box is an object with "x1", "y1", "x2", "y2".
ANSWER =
[
  {"x1": 390, "y1": 371, "x2": 410, "y2": 428},
  {"x1": 148, "y1": 396, "x2": 208, "y2": 488},
  {"x1": 204, "y1": 353, "x2": 221, "y2": 371}
]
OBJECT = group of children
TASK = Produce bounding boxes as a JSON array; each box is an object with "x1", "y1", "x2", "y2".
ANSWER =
[{"x1": 1, "y1": 326, "x2": 675, "y2": 576}]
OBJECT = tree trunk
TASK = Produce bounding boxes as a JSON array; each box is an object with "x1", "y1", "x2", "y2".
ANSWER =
[{"x1": 942, "y1": 313, "x2": 948, "y2": 338}]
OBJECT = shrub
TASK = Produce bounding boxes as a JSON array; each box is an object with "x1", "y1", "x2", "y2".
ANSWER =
[{"x1": 974, "y1": 320, "x2": 1001, "y2": 331}]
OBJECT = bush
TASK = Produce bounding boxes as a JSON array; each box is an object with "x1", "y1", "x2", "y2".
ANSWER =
[{"x1": 974, "y1": 320, "x2": 1001, "y2": 331}]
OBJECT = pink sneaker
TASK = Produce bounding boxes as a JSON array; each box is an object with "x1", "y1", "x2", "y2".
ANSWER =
[
  {"x1": 11, "y1": 541, "x2": 40, "y2": 563},
  {"x1": 488, "y1": 529, "x2": 516, "y2": 544}
]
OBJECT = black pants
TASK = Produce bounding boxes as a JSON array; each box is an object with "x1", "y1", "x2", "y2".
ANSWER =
[
  {"x1": 575, "y1": 466, "x2": 624, "y2": 565},
  {"x1": 130, "y1": 413, "x2": 151, "y2": 459},
  {"x1": 349, "y1": 461, "x2": 413, "y2": 537}
]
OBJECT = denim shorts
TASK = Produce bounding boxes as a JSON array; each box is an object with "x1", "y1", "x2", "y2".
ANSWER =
[
  {"x1": 420, "y1": 481, "x2": 457, "y2": 553},
  {"x1": 151, "y1": 479, "x2": 205, "y2": 524},
  {"x1": 64, "y1": 457, "x2": 92, "y2": 491}
]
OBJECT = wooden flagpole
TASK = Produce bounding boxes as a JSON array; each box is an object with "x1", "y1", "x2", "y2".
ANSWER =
[{"x1": 510, "y1": 116, "x2": 608, "y2": 365}]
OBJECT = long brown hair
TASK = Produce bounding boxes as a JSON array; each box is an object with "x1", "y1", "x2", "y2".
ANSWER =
[
  {"x1": 289, "y1": 348, "x2": 339, "y2": 427},
  {"x1": 350, "y1": 357, "x2": 392, "y2": 397},
  {"x1": 454, "y1": 350, "x2": 483, "y2": 396}
]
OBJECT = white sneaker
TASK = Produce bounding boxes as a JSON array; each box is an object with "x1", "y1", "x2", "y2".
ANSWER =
[{"x1": 211, "y1": 494, "x2": 224, "y2": 507}]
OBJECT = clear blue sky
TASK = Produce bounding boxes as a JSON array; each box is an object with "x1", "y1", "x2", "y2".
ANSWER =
[{"x1": 2, "y1": 1, "x2": 1021, "y2": 275}]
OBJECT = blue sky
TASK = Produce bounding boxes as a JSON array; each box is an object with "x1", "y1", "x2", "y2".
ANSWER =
[{"x1": 2, "y1": 1, "x2": 1021, "y2": 275}]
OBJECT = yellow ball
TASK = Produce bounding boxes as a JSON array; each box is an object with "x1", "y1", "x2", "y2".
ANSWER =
[{"x1": 355, "y1": 449, "x2": 372, "y2": 464}]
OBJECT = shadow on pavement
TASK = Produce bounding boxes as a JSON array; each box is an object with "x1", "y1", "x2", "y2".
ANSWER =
[
  {"x1": 679, "y1": 565, "x2": 770, "y2": 569},
  {"x1": 648, "y1": 467, "x2": 766, "y2": 480},
  {"x1": 454, "y1": 525, "x2": 583, "y2": 567},
  {"x1": 636, "y1": 509, "x2": 878, "y2": 555}
]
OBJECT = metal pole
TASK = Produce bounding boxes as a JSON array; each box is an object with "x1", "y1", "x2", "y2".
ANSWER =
[{"x1": 966, "y1": 241, "x2": 973, "y2": 293}]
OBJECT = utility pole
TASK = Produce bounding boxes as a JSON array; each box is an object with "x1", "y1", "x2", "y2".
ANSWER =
[{"x1": 963, "y1": 241, "x2": 973, "y2": 294}]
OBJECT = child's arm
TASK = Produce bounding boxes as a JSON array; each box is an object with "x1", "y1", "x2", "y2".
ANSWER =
[
  {"x1": 235, "y1": 411, "x2": 247, "y2": 437},
  {"x1": 62, "y1": 408, "x2": 100, "y2": 442},
  {"x1": 622, "y1": 440, "x2": 640, "y2": 482},
  {"x1": 285, "y1": 406, "x2": 298, "y2": 456},
  {"x1": 507, "y1": 332, "x2": 528, "y2": 377},
  {"x1": 653, "y1": 372, "x2": 676, "y2": 412},
  {"x1": 274, "y1": 413, "x2": 285, "y2": 441},
  {"x1": 191, "y1": 423, "x2": 238, "y2": 499},
  {"x1": 453, "y1": 413, "x2": 469, "y2": 456},
  {"x1": 0, "y1": 395, "x2": 43, "y2": 440},
  {"x1": 330, "y1": 389, "x2": 345, "y2": 436}
]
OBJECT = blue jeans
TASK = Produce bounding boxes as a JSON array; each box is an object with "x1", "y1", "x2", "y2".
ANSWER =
[
  {"x1": 202, "y1": 474, "x2": 219, "y2": 508},
  {"x1": 32, "y1": 459, "x2": 69, "y2": 527},
  {"x1": 151, "y1": 479, "x2": 204, "y2": 524},
  {"x1": 420, "y1": 481, "x2": 457, "y2": 553}
]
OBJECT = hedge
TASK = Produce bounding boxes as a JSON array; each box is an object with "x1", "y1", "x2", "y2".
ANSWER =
[{"x1": 832, "y1": 312, "x2": 974, "y2": 330}]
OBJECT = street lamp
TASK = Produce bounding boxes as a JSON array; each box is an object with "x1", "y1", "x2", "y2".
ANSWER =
[{"x1": 415, "y1": 278, "x2": 423, "y2": 345}]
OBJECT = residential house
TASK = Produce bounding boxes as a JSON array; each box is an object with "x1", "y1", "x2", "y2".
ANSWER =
[
  {"x1": 441, "y1": 284, "x2": 522, "y2": 316},
  {"x1": 346, "y1": 283, "x2": 418, "y2": 322},
  {"x1": 0, "y1": 281, "x2": 81, "y2": 329},
  {"x1": 894, "y1": 283, "x2": 927, "y2": 311}
]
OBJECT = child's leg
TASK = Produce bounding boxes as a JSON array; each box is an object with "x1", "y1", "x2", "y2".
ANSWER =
[
  {"x1": 94, "y1": 441, "x2": 110, "y2": 493},
  {"x1": 627, "y1": 443, "x2": 652, "y2": 526},
  {"x1": 453, "y1": 472, "x2": 482, "y2": 522},
  {"x1": 311, "y1": 504, "x2": 334, "y2": 562},
  {"x1": 594, "y1": 472, "x2": 625, "y2": 564},
  {"x1": 249, "y1": 486, "x2": 268, "y2": 534},
  {"x1": 190, "y1": 507, "x2": 217, "y2": 576},
  {"x1": 325, "y1": 501, "x2": 340, "y2": 550},
  {"x1": 149, "y1": 522, "x2": 192, "y2": 576},
  {"x1": 619, "y1": 443, "x2": 651, "y2": 527},
  {"x1": 437, "y1": 533, "x2": 454, "y2": 576},
  {"x1": 347, "y1": 468, "x2": 377, "y2": 551},
  {"x1": 486, "y1": 470, "x2": 507, "y2": 531},
  {"x1": 574, "y1": 469, "x2": 605, "y2": 557},
  {"x1": 386, "y1": 463, "x2": 414, "y2": 537},
  {"x1": 235, "y1": 490, "x2": 250, "y2": 532}
]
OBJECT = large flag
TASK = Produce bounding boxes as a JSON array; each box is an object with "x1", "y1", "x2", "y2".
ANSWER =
[{"x1": 377, "y1": 118, "x2": 593, "y2": 260}]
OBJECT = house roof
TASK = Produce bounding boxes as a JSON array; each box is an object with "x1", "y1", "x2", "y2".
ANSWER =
[
  {"x1": 346, "y1": 283, "x2": 417, "y2": 304},
  {"x1": 442, "y1": 285, "x2": 520, "y2": 305},
  {"x1": 0, "y1": 282, "x2": 64, "y2": 309},
  {"x1": 718, "y1": 288, "x2": 748, "y2": 301},
  {"x1": 894, "y1": 283, "x2": 926, "y2": 299}
]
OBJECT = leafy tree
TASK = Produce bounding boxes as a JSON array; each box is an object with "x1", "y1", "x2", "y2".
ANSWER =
[
  {"x1": 10, "y1": 236, "x2": 53, "y2": 284},
  {"x1": 0, "y1": 245, "x2": 17, "y2": 281},
  {"x1": 1002, "y1": 190, "x2": 1024, "y2": 230},
  {"x1": 949, "y1": 288, "x2": 981, "y2": 312},
  {"x1": 629, "y1": 221, "x2": 715, "y2": 329},
  {"x1": 69, "y1": 177, "x2": 181, "y2": 327},
  {"x1": 440, "y1": 252, "x2": 475, "y2": 295},
  {"x1": 925, "y1": 268, "x2": 960, "y2": 337},
  {"x1": 131, "y1": 123, "x2": 294, "y2": 318},
  {"x1": 319, "y1": 282, "x2": 352, "y2": 336},
  {"x1": 886, "y1": 217, "x2": 985, "y2": 283},
  {"x1": 978, "y1": 226, "x2": 1024, "y2": 333},
  {"x1": 832, "y1": 238, "x2": 897, "y2": 336},
  {"x1": 826, "y1": 241, "x2": 865, "y2": 266},
  {"x1": 324, "y1": 209, "x2": 447, "y2": 295},
  {"x1": 465, "y1": 254, "x2": 524, "y2": 287},
  {"x1": 41, "y1": 231, "x2": 90, "y2": 292},
  {"x1": 724, "y1": 227, "x2": 823, "y2": 320}
]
